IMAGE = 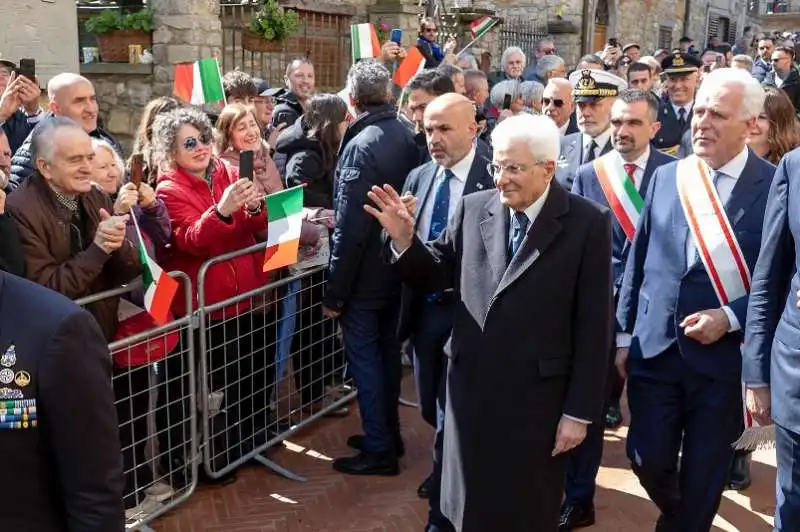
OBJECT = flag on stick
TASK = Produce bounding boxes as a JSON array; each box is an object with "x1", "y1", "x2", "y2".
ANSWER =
[
  {"x1": 263, "y1": 186, "x2": 305, "y2": 272},
  {"x1": 351, "y1": 23, "x2": 381, "y2": 62},
  {"x1": 173, "y1": 58, "x2": 226, "y2": 105},
  {"x1": 392, "y1": 46, "x2": 426, "y2": 88},
  {"x1": 470, "y1": 16, "x2": 497, "y2": 39},
  {"x1": 131, "y1": 215, "x2": 179, "y2": 326}
]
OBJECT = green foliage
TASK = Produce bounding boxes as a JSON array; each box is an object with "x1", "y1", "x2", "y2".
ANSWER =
[
  {"x1": 249, "y1": 0, "x2": 300, "y2": 41},
  {"x1": 84, "y1": 7, "x2": 152, "y2": 35}
]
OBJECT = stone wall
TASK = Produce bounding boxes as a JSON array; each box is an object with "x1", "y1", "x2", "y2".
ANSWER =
[{"x1": 81, "y1": 64, "x2": 154, "y2": 155}]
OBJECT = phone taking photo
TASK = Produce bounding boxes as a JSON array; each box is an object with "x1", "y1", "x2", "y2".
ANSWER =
[
  {"x1": 17, "y1": 58, "x2": 35, "y2": 82},
  {"x1": 390, "y1": 28, "x2": 403, "y2": 45},
  {"x1": 130, "y1": 154, "x2": 144, "y2": 188},
  {"x1": 608, "y1": 38, "x2": 618, "y2": 48},
  {"x1": 239, "y1": 150, "x2": 254, "y2": 181},
  {"x1": 502, "y1": 93, "x2": 512, "y2": 110}
]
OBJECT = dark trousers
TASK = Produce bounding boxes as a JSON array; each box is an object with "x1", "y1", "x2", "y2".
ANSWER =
[
  {"x1": 114, "y1": 364, "x2": 159, "y2": 508},
  {"x1": 292, "y1": 271, "x2": 344, "y2": 406},
  {"x1": 339, "y1": 297, "x2": 402, "y2": 453},
  {"x1": 410, "y1": 299, "x2": 454, "y2": 527},
  {"x1": 564, "y1": 346, "x2": 617, "y2": 505},
  {"x1": 608, "y1": 368, "x2": 626, "y2": 406},
  {"x1": 776, "y1": 423, "x2": 800, "y2": 531},
  {"x1": 626, "y1": 347, "x2": 741, "y2": 532}
]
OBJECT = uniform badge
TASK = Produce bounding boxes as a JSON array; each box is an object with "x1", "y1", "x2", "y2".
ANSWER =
[
  {"x1": 0, "y1": 388, "x2": 23, "y2": 400},
  {"x1": 0, "y1": 369, "x2": 13, "y2": 385},
  {"x1": 14, "y1": 371, "x2": 30, "y2": 388},
  {"x1": 1, "y1": 345, "x2": 16, "y2": 368},
  {"x1": 476, "y1": 183, "x2": 484, "y2": 190}
]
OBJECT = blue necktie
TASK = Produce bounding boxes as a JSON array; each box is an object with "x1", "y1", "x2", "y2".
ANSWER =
[
  {"x1": 428, "y1": 169, "x2": 454, "y2": 241},
  {"x1": 510, "y1": 211, "x2": 529, "y2": 260},
  {"x1": 678, "y1": 107, "x2": 687, "y2": 129}
]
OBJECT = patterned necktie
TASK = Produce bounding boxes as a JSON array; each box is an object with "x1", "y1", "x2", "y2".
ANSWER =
[
  {"x1": 623, "y1": 163, "x2": 637, "y2": 187},
  {"x1": 584, "y1": 140, "x2": 598, "y2": 163},
  {"x1": 509, "y1": 211, "x2": 530, "y2": 260},
  {"x1": 427, "y1": 169, "x2": 454, "y2": 241},
  {"x1": 678, "y1": 107, "x2": 687, "y2": 129}
]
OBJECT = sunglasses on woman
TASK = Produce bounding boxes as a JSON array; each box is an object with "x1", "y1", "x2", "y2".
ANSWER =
[
  {"x1": 183, "y1": 133, "x2": 212, "y2": 151},
  {"x1": 542, "y1": 97, "x2": 565, "y2": 108}
]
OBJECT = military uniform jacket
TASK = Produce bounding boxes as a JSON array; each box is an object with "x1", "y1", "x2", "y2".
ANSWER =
[
  {"x1": 0, "y1": 272, "x2": 124, "y2": 532},
  {"x1": 653, "y1": 99, "x2": 692, "y2": 155}
]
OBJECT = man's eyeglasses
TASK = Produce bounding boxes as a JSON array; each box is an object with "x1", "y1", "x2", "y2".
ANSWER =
[
  {"x1": 542, "y1": 49, "x2": 556, "y2": 55},
  {"x1": 542, "y1": 97, "x2": 565, "y2": 108},
  {"x1": 183, "y1": 133, "x2": 212, "y2": 151},
  {"x1": 423, "y1": 27, "x2": 437, "y2": 34},
  {"x1": 488, "y1": 162, "x2": 529, "y2": 176}
]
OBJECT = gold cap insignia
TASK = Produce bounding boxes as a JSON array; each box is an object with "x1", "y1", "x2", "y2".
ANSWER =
[
  {"x1": 14, "y1": 371, "x2": 30, "y2": 388},
  {"x1": 576, "y1": 70, "x2": 596, "y2": 91},
  {"x1": 672, "y1": 54, "x2": 685, "y2": 67}
]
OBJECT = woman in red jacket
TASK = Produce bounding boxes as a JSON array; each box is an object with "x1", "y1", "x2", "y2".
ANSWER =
[{"x1": 151, "y1": 106, "x2": 275, "y2": 484}]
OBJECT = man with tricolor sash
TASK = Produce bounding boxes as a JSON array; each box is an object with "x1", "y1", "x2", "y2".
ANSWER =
[
  {"x1": 617, "y1": 68, "x2": 776, "y2": 531},
  {"x1": 563, "y1": 88, "x2": 675, "y2": 530}
]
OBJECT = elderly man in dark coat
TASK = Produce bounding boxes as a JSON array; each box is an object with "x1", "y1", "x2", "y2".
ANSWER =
[{"x1": 366, "y1": 113, "x2": 613, "y2": 531}]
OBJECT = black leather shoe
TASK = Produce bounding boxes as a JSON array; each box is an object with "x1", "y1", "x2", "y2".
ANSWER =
[
  {"x1": 333, "y1": 450, "x2": 399, "y2": 476},
  {"x1": 727, "y1": 451, "x2": 752, "y2": 491},
  {"x1": 559, "y1": 502, "x2": 595, "y2": 530},
  {"x1": 417, "y1": 474, "x2": 432, "y2": 498},
  {"x1": 605, "y1": 405, "x2": 624, "y2": 429},
  {"x1": 346, "y1": 433, "x2": 405, "y2": 457}
]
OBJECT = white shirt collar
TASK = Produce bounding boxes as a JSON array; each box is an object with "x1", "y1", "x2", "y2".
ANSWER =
[
  {"x1": 618, "y1": 146, "x2": 651, "y2": 171},
  {"x1": 438, "y1": 146, "x2": 476, "y2": 183},
  {"x1": 559, "y1": 122, "x2": 569, "y2": 136},
  {"x1": 672, "y1": 102, "x2": 693, "y2": 115},
  {"x1": 706, "y1": 146, "x2": 749, "y2": 180},
  {"x1": 583, "y1": 128, "x2": 612, "y2": 153},
  {"x1": 512, "y1": 182, "x2": 552, "y2": 227}
]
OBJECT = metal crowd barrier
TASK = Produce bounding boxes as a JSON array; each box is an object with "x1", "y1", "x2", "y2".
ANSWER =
[
  {"x1": 71, "y1": 243, "x2": 357, "y2": 530},
  {"x1": 197, "y1": 241, "x2": 356, "y2": 482},
  {"x1": 75, "y1": 272, "x2": 197, "y2": 532}
]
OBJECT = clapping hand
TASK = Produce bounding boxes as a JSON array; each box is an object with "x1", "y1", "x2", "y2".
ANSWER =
[
  {"x1": 400, "y1": 193, "x2": 417, "y2": 216},
  {"x1": 94, "y1": 208, "x2": 129, "y2": 254},
  {"x1": 363, "y1": 184, "x2": 415, "y2": 253}
]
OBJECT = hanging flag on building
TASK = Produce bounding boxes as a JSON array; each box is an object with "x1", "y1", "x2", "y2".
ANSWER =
[
  {"x1": 263, "y1": 186, "x2": 305, "y2": 272},
  {"x1": 351, "y1": 23, "x2": 382, "y2": 62},
  {"x1": 470, "y1": 16, "x2": 498, "y2": 39},
  {"x1": 131, "y1": 216, "x2": 179, "y2": 326},
  {"x1": 173, "y1": 58, "x2": 226, "y2": 105},
  {"x1": 392, "y1": 46, "x2": 426, "y2": 88}
]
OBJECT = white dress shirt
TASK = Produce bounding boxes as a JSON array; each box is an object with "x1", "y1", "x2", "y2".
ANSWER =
[
  {"x1": 582, "y1": 128, "x2": 612, "y2": 160},
  {"x1": 671, "y1": 102, "x2": 693, "y2": 120},
  {"x1": 559, "y1": 121, "x2": 569, "y2": 137},
  {"x1": 416, "y1": 147, "x2": 475, "y2": 241}
]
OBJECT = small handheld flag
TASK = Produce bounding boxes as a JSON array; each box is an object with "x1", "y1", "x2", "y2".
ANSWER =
[
  {"x1": 263, "y1": 186, "x2": 305, "y2": 272},
  {"x1": 131, "y1": 215, "x2": 179, "y2": 326},
  {"x1": 173, "y1": 58, "x2": 226, "y2": 105},
  {"x1": 392, "y1": 46, "x2": 426, "y2": 88},
  {"x1": 351, "y1": 23, "x2": 382, "y2": 62},
  {"x1": 470, "y1": 17, "x2": 497, "y2": 39}
]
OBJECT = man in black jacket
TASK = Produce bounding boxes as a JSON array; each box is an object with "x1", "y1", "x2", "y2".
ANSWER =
[
  {"x1": 764, "y1": 45, "x2": 800, "y2": 115},
  {"x1": 10, "y1": 73, "x2": 122, "y2": 189},
  {"x1": 323, "y1": 59, "x2": 420, "y2": 476},
  {"x1": 0, "y1": 60, "x2": 44, "y2": 154},
  {"x1": 270, "y1": 58, "x2": 315, "y2": 130}
]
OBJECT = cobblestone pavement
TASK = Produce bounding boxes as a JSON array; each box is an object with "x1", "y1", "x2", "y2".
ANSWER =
[{"x1": 152, "y1": 373, "x2": 776, "y2": 532}]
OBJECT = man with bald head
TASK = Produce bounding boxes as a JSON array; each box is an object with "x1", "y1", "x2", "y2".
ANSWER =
[
  {"x1": 10, "y1": 73, "x2": 122, "y2": 188},
  {"x1": 543, "y1": 78, "x2": 577, "y2": 136},
  {"x1": 400, "y1": 93, "x2": 494, "y2": 532}
]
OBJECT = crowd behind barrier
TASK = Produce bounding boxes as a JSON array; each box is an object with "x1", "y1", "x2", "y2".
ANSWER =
[{"x1": 74, "y1": 246, "x2": 355, "y2": 530}]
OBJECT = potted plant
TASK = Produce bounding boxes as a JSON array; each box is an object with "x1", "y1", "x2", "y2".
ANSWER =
[
  {"x1": 244, "y1": 0, "x2": 300, "y2": 53},
  {"x1": 85, "y1": 7, "x2": 153, "y2": 63}
]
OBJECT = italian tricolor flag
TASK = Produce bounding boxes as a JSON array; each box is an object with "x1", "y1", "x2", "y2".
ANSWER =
[
  {"x1": 173, "y1": 58, "x2": 226, "y2": 105},
  {"x1": 263, "y1": 186, "x2": 305, "y2": 272},
  {"x1": 132, "y1": 216, "x2": 179, "y2": 326},
  {"x1": 351, "y1": 23, "x2": 381, "y2": 62},
  {"x1": 337, "y1": 87, "x2": 358, "y2": 121},
  {"x1": 470, "y1": 16, "x2": 497, "y2": 39},
  {"x1": 392, "y1": 46, "x2": 426, "y2": 88}
]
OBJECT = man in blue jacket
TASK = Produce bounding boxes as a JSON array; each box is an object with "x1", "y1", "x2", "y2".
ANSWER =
[
  {"x1": 323, "y1": 60, "x2": 420, "y2": 476},
  {"x1": 617, "y1": 68, "x2": 776, "y2": 531}
]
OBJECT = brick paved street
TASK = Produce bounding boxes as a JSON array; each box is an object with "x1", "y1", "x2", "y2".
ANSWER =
[{"x1": 153, "y1": 373, "x2": 776, "y2": 532}]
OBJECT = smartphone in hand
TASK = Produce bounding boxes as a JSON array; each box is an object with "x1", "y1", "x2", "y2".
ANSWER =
[
  {"x1": 391, "y1": 28, "x2": 403, "y2": 45},
  {"x1": 239, "y1": 150, "x2": 254, "y2": 181},
  {"x1": 130, "y1": 154, "x2": 144, "y2": 188},
  {"x1": 17, "y1": 58, "x2": 35, "y2": 82},
  {"x1": 502, "y1": 93, "x2": 512, "y2": 110}
]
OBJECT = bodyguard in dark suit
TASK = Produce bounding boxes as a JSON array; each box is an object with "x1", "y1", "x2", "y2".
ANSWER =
[
  {"x1": 564, "y1": 89, "x2": 675, "y2": 530},
  {"x1": 555, "y1": 70, "x2": 627, "y2": 190},
  {"x1": 0, "y1": 270, "x2": 124, "y2": 531},
  {"x1": 742, "y1": 148, "x2": 800, "y2": 531},
  {"x1": 652, "y1": 53, "x2": 701, "y2": 156},
  {"x1": 367, "y1": 113, "x2": 613, "y2": 532},
  {"x1": 617, "y1": 69, "x2": 775, "y2": 531},
  {"x1": 400, "y1": 94, "x2": 494, "y2": 532}
]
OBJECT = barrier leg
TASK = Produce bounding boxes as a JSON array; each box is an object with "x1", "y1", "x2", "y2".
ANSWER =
[{"x1": 252, "y1": 453, "x2": 307, "y2": 482}]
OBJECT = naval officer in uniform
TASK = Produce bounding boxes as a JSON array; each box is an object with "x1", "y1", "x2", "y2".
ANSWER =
[{"x1": 652, "y1": 52, "x2": 702, "y2": 156}]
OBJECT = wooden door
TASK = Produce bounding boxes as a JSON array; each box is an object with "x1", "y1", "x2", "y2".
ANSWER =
[{"x1": 594, "y1": 24, "x2": 608, "y2": 53}]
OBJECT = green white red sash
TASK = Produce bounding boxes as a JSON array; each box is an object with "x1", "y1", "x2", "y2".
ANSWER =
[
  {"x1": 676, "y1": 155, "x2": 750, "y2": 305},
  {"x1": 592, "y1": 153, "x2": 644, "y2": 241}
]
